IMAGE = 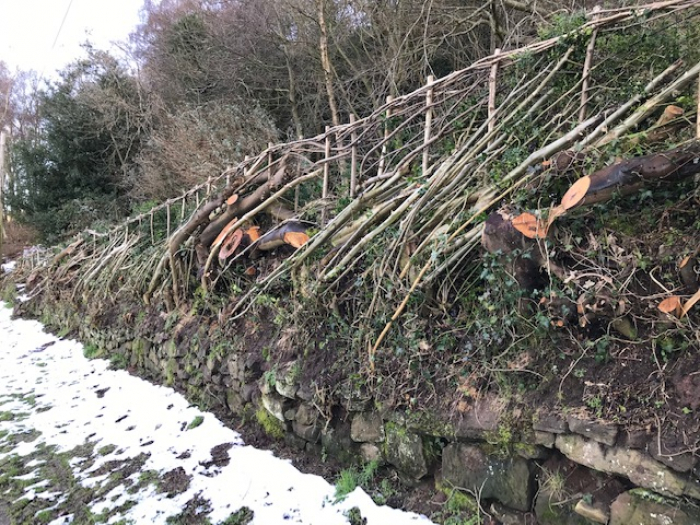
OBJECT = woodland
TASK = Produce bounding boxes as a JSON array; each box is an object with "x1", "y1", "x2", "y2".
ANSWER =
[{"x1": 3, "y1": 1, "x2": 700, "y2": 516}]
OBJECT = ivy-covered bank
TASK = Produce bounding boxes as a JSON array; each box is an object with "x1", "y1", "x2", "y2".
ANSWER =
[{"x1": 6, "y1": 286, "x2": 700, "y2": 525}]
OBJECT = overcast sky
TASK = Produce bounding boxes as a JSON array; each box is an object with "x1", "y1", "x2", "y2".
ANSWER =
[{"x1": 0, "y1": 0, "x2": 144, "y2": 77}]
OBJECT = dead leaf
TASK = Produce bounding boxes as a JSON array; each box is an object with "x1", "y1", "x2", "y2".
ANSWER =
[
  {"x1": 456, "y1": 400, "x2": 470, "y2": 412},
  {"x1": 658, "y1": 295, "x2": 682, "y2": 317},
  {"x1": 512, "y1": 212, "x2": 547, "y2": 239},
  {"x1": 561, "y1": 176, "x2": 591, "y2": 210}
]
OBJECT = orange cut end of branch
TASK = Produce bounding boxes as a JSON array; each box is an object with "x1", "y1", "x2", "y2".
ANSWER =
[
  {"x1": 245, "y1": 226, "x2": 261, "y2": 242},
  {"x1": 219, "y1": 229, "x2": 244, "y2": 260},
  {"x1": 561, "y1": 176, "x2": 591, "y2": 210},
  {"x1": 226, "y1": 194, "x2": 239, "y2": 206},
  {"x1": 283, "y1": 231, "x2": 310, "y2": 248},
  {"x1": 512, "y1": 212, "x2": 547, "y2": 239},
  {"x1": 658, "y1": 295, "x2": 681, "y2": 316},
  {"x1": 212, "y1": 217, "x2": 239, "y2": 248}
]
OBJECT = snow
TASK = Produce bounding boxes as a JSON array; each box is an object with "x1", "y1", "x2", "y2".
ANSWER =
[{"x1": 0, "y1": 305, "x2": 435, "y2": 525}]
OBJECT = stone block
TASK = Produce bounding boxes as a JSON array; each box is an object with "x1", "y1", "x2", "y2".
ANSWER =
[
  {"x1": 454, "y1": 394, "x2": 504, "y2": 439},
  {"x1": 533, "y1": 411, "x2": 568, "y2": 434},
  {"x1": 292, "y1": 420, "x2": 321, "y2": 443},
  {"x1": 573, "y1": 500, "x2": 608, "y2": 524},
  {"x1": 555, "y1": 434, "x2": 700, "y2": 500},
  {"x1": 360, "y1": 443, "x2": 383, "y2": 463},
  {"x1": 226, "y1": 355, "x2": 244, "y2": 381},
  {"x1": 241, "y1": 383, "x2": 257, "y2": 403},
  {"x1": 275, "y1": 361, "x2": 299, "y2": 399},
  {"x1": 648, "y1": 439, "x2": 696, "y2": 473},
  {"x1": 442, "y1": 443, "x2": 534, "y2": 511},
  {"x1": 339, "y1": 383, "x2": 372, "y2": 412},
  {"x1": 261, "y1": 391, "x2": 288, "y2": 422},
  {"x1": 226, "y1": 389, "x2": 244, "y2": 413},
  {"x1": 295, "y1": 402, "x2": 318, "y2": 426},
  {"x1": 534, "y1": 431, "x2": 556, "y2": 448},
  {"x1": 610, "y1": 490, "x2": 700, "y2": 525},
  {"x1": 385, "y1": 424, "x2": 428, "y2": 480},
  {"x1": 351, "y1": 412, "x2": 385, "y2": 443},
  {"x1": 321, "y1": 421, "x2": 356, "y2": 464},
  {"x1": 567, "y1": 416, "x2": 618, "y2": 446}
]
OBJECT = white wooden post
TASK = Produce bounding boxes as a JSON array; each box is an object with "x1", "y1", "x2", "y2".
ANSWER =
[
  {"x1": 580, "y1": 6, "x2": 602, "y2": 123},
  {"x1": 377, "y1": 95, "x2": 394, "y2": 178},
  {"x1": 0, "y1": 130, "x2": 5, "y2": 254},
  {"x1": 488, "y1": 49, "x2": 501, "y2": 145},
  {"x1": 697, "y1": 73, "x2": 700, "y2": 139},
  {"x1": 349, "y1": 113, "x2": 358, "y2": 198},
  {"x1": 321, "y1": 126, "x2": 331, "y2": 225},
  {"x1": 422, "y1": 75, "x2": 434, "y2": 176}
]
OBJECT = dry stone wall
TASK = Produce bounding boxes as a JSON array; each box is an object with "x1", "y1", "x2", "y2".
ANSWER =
[{"x1": 22, "y1": 298, "x2": 700, "y2": 525}]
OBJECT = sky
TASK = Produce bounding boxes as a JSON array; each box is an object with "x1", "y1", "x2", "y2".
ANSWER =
[
  {"x1": 0, "y1": 0, "x2": 144, "y2": 77},
  {"x1": 0, "y1": 268, "x2": 435, "y2": 525}
]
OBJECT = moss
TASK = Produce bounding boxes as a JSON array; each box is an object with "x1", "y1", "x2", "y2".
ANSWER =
[
  {"x1": 512, "y1": 441, "x2": 538, "y2": 455},
  {"x1": 405, "y1": 411, "x2": 456, "y2": 439},
  {"x1": 83, "y1": 343, "x2": 102, "y2": 359},
  {"x1": 629, "y1": 488, "x2": 674, "y2": 505},
  {"x1": 435, "y1": 479, "x2": 479, "y2": 513},
  {"x1": 255, "y1": 407, "x2": 285, "y2": 439},
  {"x1": 186, "y1": 416, "x2": 204, "y2": 430},
  {"x1": 220, "y1": 507, "x2": 254, "y2": 525},
  {"x1": 165, "y1": 358, "x2": 177, "y2": 387},
  {"x1": 1, "y1": 282, "x2": 17, "y2": 305},
  {"x1": 483, "y1": 422, "x2": 516, "y2": 457},
  {"x1": 97, "y1": 444, "x2": 117, "y2": 456}
]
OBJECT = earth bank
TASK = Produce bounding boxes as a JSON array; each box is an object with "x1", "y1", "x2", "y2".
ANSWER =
[{"x1": 6, "y1": 287, "x2": 699, "y2": 525}]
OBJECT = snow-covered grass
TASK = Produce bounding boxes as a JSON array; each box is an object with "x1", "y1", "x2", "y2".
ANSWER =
[{"x1": 0, "y1": 306, "x2": 435, "y2": 524}]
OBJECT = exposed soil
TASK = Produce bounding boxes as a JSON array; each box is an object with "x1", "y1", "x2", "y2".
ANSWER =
[{"x1": 160, "y1": 466, "x2": 191, "y2": 497}]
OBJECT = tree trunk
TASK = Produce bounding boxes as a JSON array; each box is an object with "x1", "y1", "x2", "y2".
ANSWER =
[
  {"x1": 482, "y1": 141, "x2": 700, "y2": 293},
  {"x1": 568, "y1": 140, "x2": 700, "y2": 209},
  {"x1": 316, "y1": 0, "x2": 340, "y2": 129}
]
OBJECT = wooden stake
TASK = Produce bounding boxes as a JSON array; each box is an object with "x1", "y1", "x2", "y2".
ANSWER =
[
  {"x1": 488, "y1": 49, "x2": 501, "y2": 144},
  {"x1": 0, "y1": 131, "x2": 5, "y2": 256},
  {"x1": 267, "y1": 142, "x2": 274, "y2": 179},
  {"x1": 579, "y1": 6, "x2": 601, "y2": 123},
  {"x1": 422, "y1": 75, "x2": 434, "y2": 176},
  {"x1": 166, "y1": 200, "x2": 171, "y2": 239},
  {"x1": 377, "y1": 95, "x2": 394, "y2": 178},
  {"x1": 321, "y1": 126, "x2": 331, "y2": 225},
  {"x1": 294, "y1": 136, "x2": 302, "y2": 212},
  {"x1": 349, "y1": 114, "x2": 358, "y2": 198},
  {"x1": 696, "y1": 72, "x2": 700, "y2": 139},
  {"x1": 150, "y1": 211, "x2": 155, "y2": 245}
]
